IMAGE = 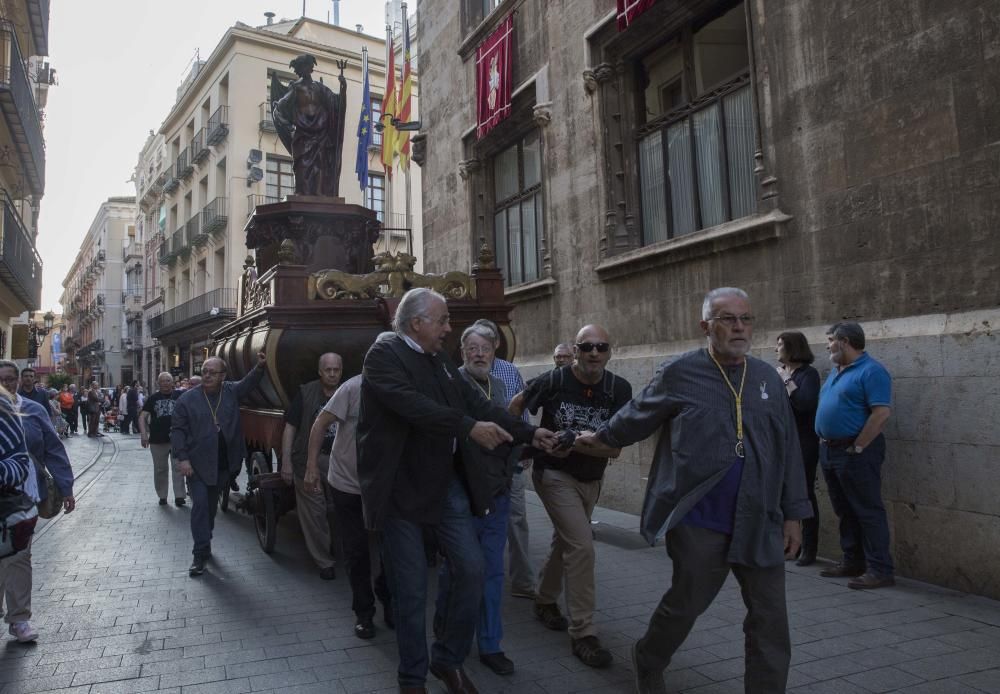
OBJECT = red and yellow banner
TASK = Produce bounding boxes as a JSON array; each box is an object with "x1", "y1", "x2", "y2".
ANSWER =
[
  {"x1": 397, "y1": 12, "x2": 413, "y2": 170},
  {"x1": 381, "y1": 32, "x2": 397, "y2": 179}
]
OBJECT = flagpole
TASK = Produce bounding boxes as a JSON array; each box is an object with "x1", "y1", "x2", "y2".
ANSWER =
[
  {"x1": 402, "y1": 2, "x2": 412, "y2": 254},
  {"x1": 384, "y1": 19, "x2": 394, "y2": 227}
]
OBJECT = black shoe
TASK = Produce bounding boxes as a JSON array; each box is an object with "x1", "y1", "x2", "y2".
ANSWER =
[
  {"x1": 796, "y1": 547, "x2": 817, "y2": 567},
  {"x1": 428, "y1": 663, "x2": 478, "y2": 694},
  {"x1": 572, "y1": 635, "x2": 613, "y2": 668},
  {"x1": 534, "y1": 602, "x2": 568, "y2": 631},
  {"x1": 354, "y1": 619, "x2": 375, "y2": 640},
  {"x1": 229, "y1": 479, "x2": 239, "y2": 492},
  {"x1": 175, "y1": 497, "x2": 186, "y2": 507},
  {"x1": 158, "y1": 498, "x2": 167, "y2": 506},
  {"x1": 479, "y1": 651, "x2": 514, "y2": 676},
  {"x1": 319, "y1": 566, "x2": 336, "y2": 580},
  {"x1": 188, "y1": 557, "x2": 207, "y2": 577}
]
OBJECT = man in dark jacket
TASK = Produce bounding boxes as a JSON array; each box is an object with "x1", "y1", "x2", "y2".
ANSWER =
[
  {"x1": 171, "y1": 352, "x2": 266, "y2": 577},
  {"x1": 435, "y1": 322, "x2": 519, "y2": 677},
  {"x1": 357, "y1": 288, "x2": 558, "y2": 694},
  {"x1": 577, "y1": 287, "x2": 812, "y2": 694}
]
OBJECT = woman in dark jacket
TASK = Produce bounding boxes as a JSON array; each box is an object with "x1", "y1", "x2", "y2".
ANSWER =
[{"x1": 776, "y1": 331, "x2": 821, "y2": 566}]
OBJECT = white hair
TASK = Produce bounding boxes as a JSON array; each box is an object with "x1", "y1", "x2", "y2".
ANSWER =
[
  {"x1": 702, "y1": 287, "x2": 750, "y2": 320},
  {"x1": 461, "y1": 323, "x2": 497, "y2": 347},
  {"x1": 393, "y1": 287, "x2": 447, "y2": 334}
]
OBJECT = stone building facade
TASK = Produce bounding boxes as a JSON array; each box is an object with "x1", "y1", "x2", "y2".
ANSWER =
[
  {"x1": 0, "y1": 0, "x2": 52, "y2": 356},
  {"x1": 59, "y1": 197, "x2": 136, "y2": 387},
  {"x1": 417, "y1": 0, "x2": 1000, "y2": 598}
]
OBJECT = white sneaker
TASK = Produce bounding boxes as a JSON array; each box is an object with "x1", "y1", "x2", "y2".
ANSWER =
[{"x1": 9, "y1": 621, "x2": 38, "y2": 642}]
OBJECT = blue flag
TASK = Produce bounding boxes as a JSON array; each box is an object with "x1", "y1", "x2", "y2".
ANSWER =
[{"x1": 355, "y1": 53, "x2": 372, "y2": 191}]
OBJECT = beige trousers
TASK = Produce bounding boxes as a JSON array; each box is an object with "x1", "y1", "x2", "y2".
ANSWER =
[
  {"x1": 150, "y1": 443, "x2": 186, "y2": 501},
  {"x1": 533, "y1": 468, "x2": 602, "y2": 639},
  {"x1": 0, "y1": 539, "x2": 32, "y2": 624},
  {"x1": 293, "y1": 476, "x2": 335, "y2": 570}
]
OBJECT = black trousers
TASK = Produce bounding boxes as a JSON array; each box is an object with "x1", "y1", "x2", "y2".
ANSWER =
[
  {"x1": 636, "y1": 525, "x2": 791, "y2": 693},
  {"x1": 62, "y1": 407, "x2": 78, "y2": 433},
  {"x1": 329, "y1": 485, "x2": 389, "y2": 621}
]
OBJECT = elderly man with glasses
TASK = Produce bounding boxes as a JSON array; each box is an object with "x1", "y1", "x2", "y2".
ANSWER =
[
  {"x1": 171, "y1": 352, "x2": 267, "y2": 577},
  {"x1": 510, "y1": 324, "x2": 632, "y2": 668},
  {"x1": 576, "y1": 287, "x2": 811, "y2": 694}
]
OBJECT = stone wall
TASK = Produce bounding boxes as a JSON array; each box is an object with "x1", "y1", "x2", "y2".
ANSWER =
[{"x1": 418, "y1": 1, "x2": 1000, "y2": 597}]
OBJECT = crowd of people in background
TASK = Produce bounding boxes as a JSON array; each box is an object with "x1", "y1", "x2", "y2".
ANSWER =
[{"x1": 4, "y1": 285, "x2": 896, "y2": 694}]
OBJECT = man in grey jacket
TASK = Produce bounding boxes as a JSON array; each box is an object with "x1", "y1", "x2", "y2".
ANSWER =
[
  {"x1": 577, "y1": 287, "x2": 812, "y2": 694},
  {"x1": 172, "y1": 352, "x2": 267, "y2": 577}
]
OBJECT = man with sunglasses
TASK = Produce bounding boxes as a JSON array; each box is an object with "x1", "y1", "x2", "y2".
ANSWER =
[
  {"x1": 510, "y1": 325, "x2": 632, "y2": 668},
  {"x1": 577, "y1": 287, "x2": 811, "y2": 694}
]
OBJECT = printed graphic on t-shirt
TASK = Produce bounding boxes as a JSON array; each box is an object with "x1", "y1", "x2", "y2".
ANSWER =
[
  {"x1": 555, "y1": 400, "x2": 612, "y2": 432},
  {"x1": 153, "y1": 398, "x2": 175, "y2": 419}
]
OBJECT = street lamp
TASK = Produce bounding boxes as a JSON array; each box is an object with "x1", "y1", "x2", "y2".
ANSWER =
[{"x1": 26, "y1": 310, "x2": 54, "y2": 361}]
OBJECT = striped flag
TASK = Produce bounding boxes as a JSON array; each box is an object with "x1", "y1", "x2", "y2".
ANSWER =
[
  {"x1": 355, "y1": 47, "x2": 372, "y2": 191},
  {"x1": 381, "y1": 29, "x2": 397, "y2": 180},
  {"x1": 397, "y1": 11, "x2": 413, "y2": 170}
]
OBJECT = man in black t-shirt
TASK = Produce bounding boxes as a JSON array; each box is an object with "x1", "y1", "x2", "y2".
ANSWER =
[
  {"x1": 510, "y1": 324, "x2": 632, "y2": 669},
  {"x1": 139, "y1": 372, "x2": 184, "y2": 506}
]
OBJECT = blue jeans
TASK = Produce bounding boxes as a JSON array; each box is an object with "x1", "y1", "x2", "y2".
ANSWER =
[
  {"x1": 437, "y1": 490, "x2": 510, "y2": 655},
  {"x1": 820, "y1": 435, "x2": 894, "y2": 576},
  {"x1": 382, "y1": 478, "x2": 484, "y2": 687},
  {"x1": 188, "y1": 474, "x2": 221, "y2": 559}
]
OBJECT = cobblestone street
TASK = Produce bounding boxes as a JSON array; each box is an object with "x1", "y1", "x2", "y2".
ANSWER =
[{"x1": 3, "y1": 434, "x2": 998, "y2": 694}]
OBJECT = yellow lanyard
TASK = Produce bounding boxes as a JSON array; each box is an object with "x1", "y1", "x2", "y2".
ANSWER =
[
  {"x1": 474, "y1": 377, "x2": 492, "y2": 401},
  {"x1": 708, "y1": 349, "x2": 747, "y2": 458},
  {"x1": 203, "y1": 389, "x2": 223, "y2": 432}
]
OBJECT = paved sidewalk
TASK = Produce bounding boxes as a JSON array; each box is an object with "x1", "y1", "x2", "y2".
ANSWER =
[{"x1": 3, "y1": 434, "x2": 999, "y2": 694}]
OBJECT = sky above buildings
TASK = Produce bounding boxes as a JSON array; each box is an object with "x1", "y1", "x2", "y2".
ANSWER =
[{"x1": 38, "y1": 0, "x2": 392, "y2": 310}]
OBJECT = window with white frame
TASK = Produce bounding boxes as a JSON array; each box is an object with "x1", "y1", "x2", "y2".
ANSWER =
[
  {"x1": 366, "y1": 174, "x2": 385, "y2": 222},
  {"x1": 265, "y1": 156, "x2": 295, "y2": 201}
]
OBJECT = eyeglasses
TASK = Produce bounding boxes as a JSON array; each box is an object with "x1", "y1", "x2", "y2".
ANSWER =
[
  {"x1": 576, "y1": 342, "x2": 610, "y2": 353},
  {"x1": 708, "y1": 314, "x2": 755, "y2": 326},
  {"x1": 463, "y1": 344, "x2": 494, "y2": 355}
]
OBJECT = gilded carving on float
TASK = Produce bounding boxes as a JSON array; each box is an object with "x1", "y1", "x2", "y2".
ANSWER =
[{"x1": 309, "y1": 251, "x2": 476, "y2": 301}]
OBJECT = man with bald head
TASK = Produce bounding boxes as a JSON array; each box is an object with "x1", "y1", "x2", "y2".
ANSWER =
[
  {"x1": 281, "y1": 352, "x2": 343, "y2": 579},
  {"x1": 512, "y1": 324, "x2": 632, "y2": 668},
  {"x1": 139, "y1": 372, "x2": 184, "y2": 506},
  {"x1": 172, "y1": 352, "x2": 267, "y2": 577}
]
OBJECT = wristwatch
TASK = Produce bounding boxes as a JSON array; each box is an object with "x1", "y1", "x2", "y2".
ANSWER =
[{"x1": 848, "y1": 443, "x2": 865, "y2": 454}]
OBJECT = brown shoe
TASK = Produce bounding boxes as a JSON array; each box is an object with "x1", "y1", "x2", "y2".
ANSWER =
[
  {"x1": 533, "y1": 601, "x2": 568, "y2": 631},
  {"x1": 429, "y1": 663, "x2": 479, "y2": 694},
  {"x1": 819, "y1": 563, "x2": 865, "y2": 578},
  {"x1": 848, "y1": 572, "x2": 895, "y2": 590}
]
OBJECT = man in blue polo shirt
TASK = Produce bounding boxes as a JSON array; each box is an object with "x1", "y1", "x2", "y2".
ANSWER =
[{"x1": 815, "y1": 321, "x2": 894, "y2": 589}]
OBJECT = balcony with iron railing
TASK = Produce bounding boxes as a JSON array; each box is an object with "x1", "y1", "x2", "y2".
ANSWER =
[
  {"x1": 175, "y1": 147, "x2": 192, "y2": 180},
  {"x1": 190, "y1": 128, "x2": 209, "y2": 165},
  {"x1": 207, "y1": 105, "x2": 229, "y2": 145},
  {"x1": 0, "y1": 22, "x2": 45, "y2": 196},
  {"x1": 171, "y1": 225, "x2": 188, "y2": 257},
  {"x1": 150, "y1": 287, "x2": 237, "y2": 338},
  {"x1": 0, "y1": 188, "x2": 42, "y2": 310},
  {"x1": 259, "y1": 102, "x2": 275, "y2": 133},
  {"x1": 202, "y1": 197, "x2": 228, "y2": 236},
  {"x1": 187, "y1": 211, "x2": 206, "y2": 248}
]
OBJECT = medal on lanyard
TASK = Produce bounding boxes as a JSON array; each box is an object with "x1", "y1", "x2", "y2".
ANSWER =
[
  {"x1": 204, "y1": 389, "x2": 223, "y2": 433},
  {"x1": 708, "y1": 350, "x2": 748, "y2": 458}
]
